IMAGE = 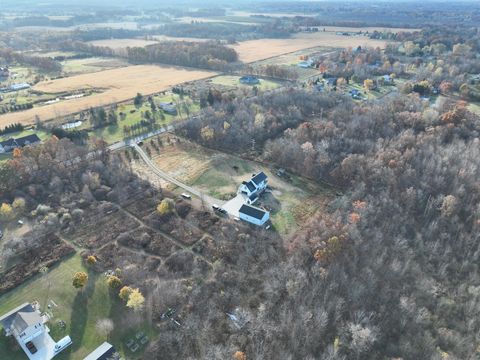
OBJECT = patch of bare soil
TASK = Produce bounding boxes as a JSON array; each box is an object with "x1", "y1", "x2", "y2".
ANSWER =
[{"x1": 0, "y1": 233, "x2": 74, "y2": 295}]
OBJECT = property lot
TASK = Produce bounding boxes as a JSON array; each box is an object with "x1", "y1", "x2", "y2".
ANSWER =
[
  {"x1": 230, "y1": 32, "x2": 389, "y2": 63},
  {"x1": 0, "y1": 65, "x2": 216, "y2": 128},
  {"x1": 146, "y1": 140, "x2": 332, "y2": 236}
]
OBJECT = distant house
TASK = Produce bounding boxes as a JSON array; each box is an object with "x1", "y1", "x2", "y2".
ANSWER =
[
  {"x1": 297, "y1": 59, "x2": 314, "y2": 68},
  {"x1": 84, "y1": 342, "x2": 120, "y2": 360},
  {"x1": 239, "y1": 204, "x2": 270, "y2": 226},
  {"x1": 381, "y1": 75, "x2": 394, "y2": 85},
  {"x1": 10, "y1": 83, "x2": 31, "y2": 91},
  {"x1": 0, "y1": 134, "x2": 41, "y2": 153},
  {"x1": 159, "y1": 102, "x2": 177, "y2": 115},
  {"x1": 239, "y1": 172, "x2": 268, "y2": 204},
  {"x1": 239, "y1": 75, "x2": 260, "y2": 85},
  {"x1": 325, "y1": 77, "x2": 337, "y2": 87},
  {"x1": 0, "y1": 67, "x2": 9, "y2": 78}
]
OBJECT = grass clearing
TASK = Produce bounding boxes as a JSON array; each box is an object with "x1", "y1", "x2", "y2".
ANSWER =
[
  {"x1": 0, "y1": 128, "x2": 50, "y2": 142},
  {"x1": 84, "y1": 93, "x2": 198, "y2": 144},
  {"x1": 61, "y1": 57, "x2": 129, "y2": 75},
  {"x1": 0, "y1": 253, "x2": 156, "y2": 360},
  {"x1": 87, "y1": 39, "x2": 159, "y2": 49},
  {"x1": 211, "y1": 75, "x2": 282, "y2": 90}
]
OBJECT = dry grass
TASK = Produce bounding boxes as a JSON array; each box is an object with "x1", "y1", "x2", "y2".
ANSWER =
[
  {"x1": 230, "y1": 32, "x2": 390, "y2": 63},
  {"x1": 87, "y1": 38, "x2": 159, "y2": 49},
  {"x1": 0, "y1": 65, "x2": 216, "y2": 127}
]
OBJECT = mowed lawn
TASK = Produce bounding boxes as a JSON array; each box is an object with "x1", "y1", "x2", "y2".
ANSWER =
[
  {"x1": 210, "y1": 75, "x2": 282, "y2": 91},
  {"x1": 0, "y1": 254, "x2": 156, "y2": 360},
  {"x1": 86, "y1": 94, "x2": 199, "y2": 144}
]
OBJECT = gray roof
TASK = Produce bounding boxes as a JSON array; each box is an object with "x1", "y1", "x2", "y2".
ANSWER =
[
  {"x1": 12, "y1": 311, "x2": 42, "y2": 333},
  {"x1": 239, "y1": 204, "x2": 267, "y2": 220},
  {"x1": 251, "y1": 172, "x2": 267, "y2": 186},
  {"x1": 83, "y1": 342, "x2": 117, "y2": 360},
  {"x1": 0, "y1": 303, "x2": 33, "y2": 328}
]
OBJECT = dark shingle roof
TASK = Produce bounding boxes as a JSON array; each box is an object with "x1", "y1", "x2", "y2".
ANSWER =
[
  {"x1": 239, "y1": 204, "x2": 266, "y2": 220},
  {"x1": 249, "y1": 193, "x2": 258, "y2": 201},
  {"x1": 251, "y1": 172, "x2": 267, "y2": 186},
  {"x1": 15, "y1": 134, "x2": 41, "y2": 147},
  {"x1": 246, "y1": 181, "x2": 256, "y2": 192}
]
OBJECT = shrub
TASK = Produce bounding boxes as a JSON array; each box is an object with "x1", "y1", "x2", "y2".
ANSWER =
[
  {"x1": 157, "y1": 198, "x2": 174, "y2": 216},
  {"x1": 86, "y1": 255, "x2": 97, "y2": 265}
]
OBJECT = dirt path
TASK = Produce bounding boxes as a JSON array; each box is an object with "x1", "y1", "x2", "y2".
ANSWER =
[
  {"x1": 117, "y1": 204, "x2": 214, "y2": 267},
  {"x1": 133, "y1": 143, "x2": 223, "y2": 207}
]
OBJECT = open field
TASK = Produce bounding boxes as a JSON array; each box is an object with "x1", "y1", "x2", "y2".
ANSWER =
[
  {"x1": 210, "y1": 75, "x2": 282, "y2": 91},
  {"x1": 150, "y1": 35, "x2": 212, "y2": 42},
  {"x1": 146, "y1": 140, "x2": 331, "y2": 236},
  {"x1": 231, "y1": 32, "x2": 389, "y2": 63},
  {"x1": 87, "y1": 39, "x2": 159, "y2": 49},
  {"x1": 61, "y1": 57, "x2": 129, "y2": 75},
  {"x1": 0, "y1": 65, "x2": 216, "y2": 128}
]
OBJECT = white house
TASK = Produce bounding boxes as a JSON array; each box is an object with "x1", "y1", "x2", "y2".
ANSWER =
[
  {"x1": 239, "y1": 172, "x2": 268, "y2": 200},
  {"x1": 239, "y1": 204, "x2": 270, "y2": 226},
  {"x1": 0, "y1": 303, "x2": 64, "y2": 360}
]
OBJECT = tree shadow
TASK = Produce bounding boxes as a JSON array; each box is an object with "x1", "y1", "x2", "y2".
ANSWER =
[{"x1": 61, "y1": 275, "x2": 96, "y2": 359}]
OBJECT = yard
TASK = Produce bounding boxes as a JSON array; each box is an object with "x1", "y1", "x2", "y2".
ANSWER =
[
  {"x1": 210, "y1": 75, "x2": 282, "y2": 91},
  {"x1": 144, "y1": 139, "x2": 332, "y2": 236},
  {"x1": 0, "y1": 254, "x2": 156, "y2": 360},
  {"x1": 82, "y1": 93, "x2": 199, "y2": 144}
]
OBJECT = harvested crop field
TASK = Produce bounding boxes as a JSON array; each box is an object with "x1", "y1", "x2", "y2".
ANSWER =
[
  {"x1": 0, "y1": 65, "x2": 216, "y2": 127},
  {"x1": 231, "y1": 32, "x2": 389, "y2": 63},
  {"x1": 87, "y1": 38, "x2": 159, "y2": 49}
]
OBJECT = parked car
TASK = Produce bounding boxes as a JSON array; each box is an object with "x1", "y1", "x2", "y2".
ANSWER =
[
  {"x1": 181, "y1": 193, "x2": 191, "y2": 199},
  {"x1": 26, "y1": 341, "x2": 37, "y2": 354}
]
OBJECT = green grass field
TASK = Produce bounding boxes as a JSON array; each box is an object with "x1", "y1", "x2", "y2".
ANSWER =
[
  {"x1": 0, "y1": 129, "x2": 50, "y2": 143},
  {"x1": 83, "y1": 93, "x2": 199, "y2": 144},
  {"x1": 211, "y1": 75, "x2": 282, "y2": 91},
  {"x1": 0, "y1": 254, "x2": 156, "y2": 360}
]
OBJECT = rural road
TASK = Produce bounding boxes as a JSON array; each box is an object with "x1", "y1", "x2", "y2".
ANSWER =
[{"x1": 132, "y1": 143, "x2": 223, "y2": 207}]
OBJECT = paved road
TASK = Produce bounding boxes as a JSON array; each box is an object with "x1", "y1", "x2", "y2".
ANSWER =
[
  {"x1": 132, "y1": 143, "x2": 223, "y2": 207},
  {"x1": 107, "y1": 125, "x2": 174, "y2": 152}
]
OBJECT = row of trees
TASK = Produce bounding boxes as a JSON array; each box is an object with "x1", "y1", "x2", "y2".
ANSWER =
[{"x1": 0, "y1": 48, "x2": 61, "y2": 73}]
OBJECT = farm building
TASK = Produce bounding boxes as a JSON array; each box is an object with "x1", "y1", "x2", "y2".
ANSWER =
[
  {"x1": 84, "y1": 342, "x2": 119, "y2": 360},
  {"x1": 297, "y1": 59, "x2": 314, "y2": 68},
  {"x1": 0, "y1": 134, "x2": 41, "y2": 153},
  {"x1": 239, "y1": 75, "x2": 260, "y2": 85},
  {"x1": 159, "y1": 102, "x2": 177, "y2": 115},
  {"x1": 239, "y1": 204, "x2": 270, "y2": 226},
  {"x1": 0, "y1": 302, "x2": 63, "y2": 360}
]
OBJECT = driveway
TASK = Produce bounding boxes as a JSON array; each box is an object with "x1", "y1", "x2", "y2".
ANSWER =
[
  {"x1": 132, "y1": 143, "x2": 223, "y2": 207},
  {"x1": 19, "y1": 330, "x2": 56, "y2": 360}
]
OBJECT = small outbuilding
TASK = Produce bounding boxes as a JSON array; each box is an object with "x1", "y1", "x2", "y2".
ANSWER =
[
  {"x1": 83, "y1": 342, "x2": 119, "y2": 360},
  {"x1": 239, "y1": 204, "x2": 269, "y2": 226}
]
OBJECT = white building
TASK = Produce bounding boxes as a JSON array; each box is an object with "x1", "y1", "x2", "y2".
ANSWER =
[
  {"x1": 239, "y1": 172, "x2": 268, "y2": 204},
  {"x1": 239, "y1": 204, "x2": 270, "y2": 226},
  {"x1": 0, "y1": 303, "x2": 66, "y2": 360},
  {"x1": 84, "y1": 342, "x2": 120, "y2": 360}
]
